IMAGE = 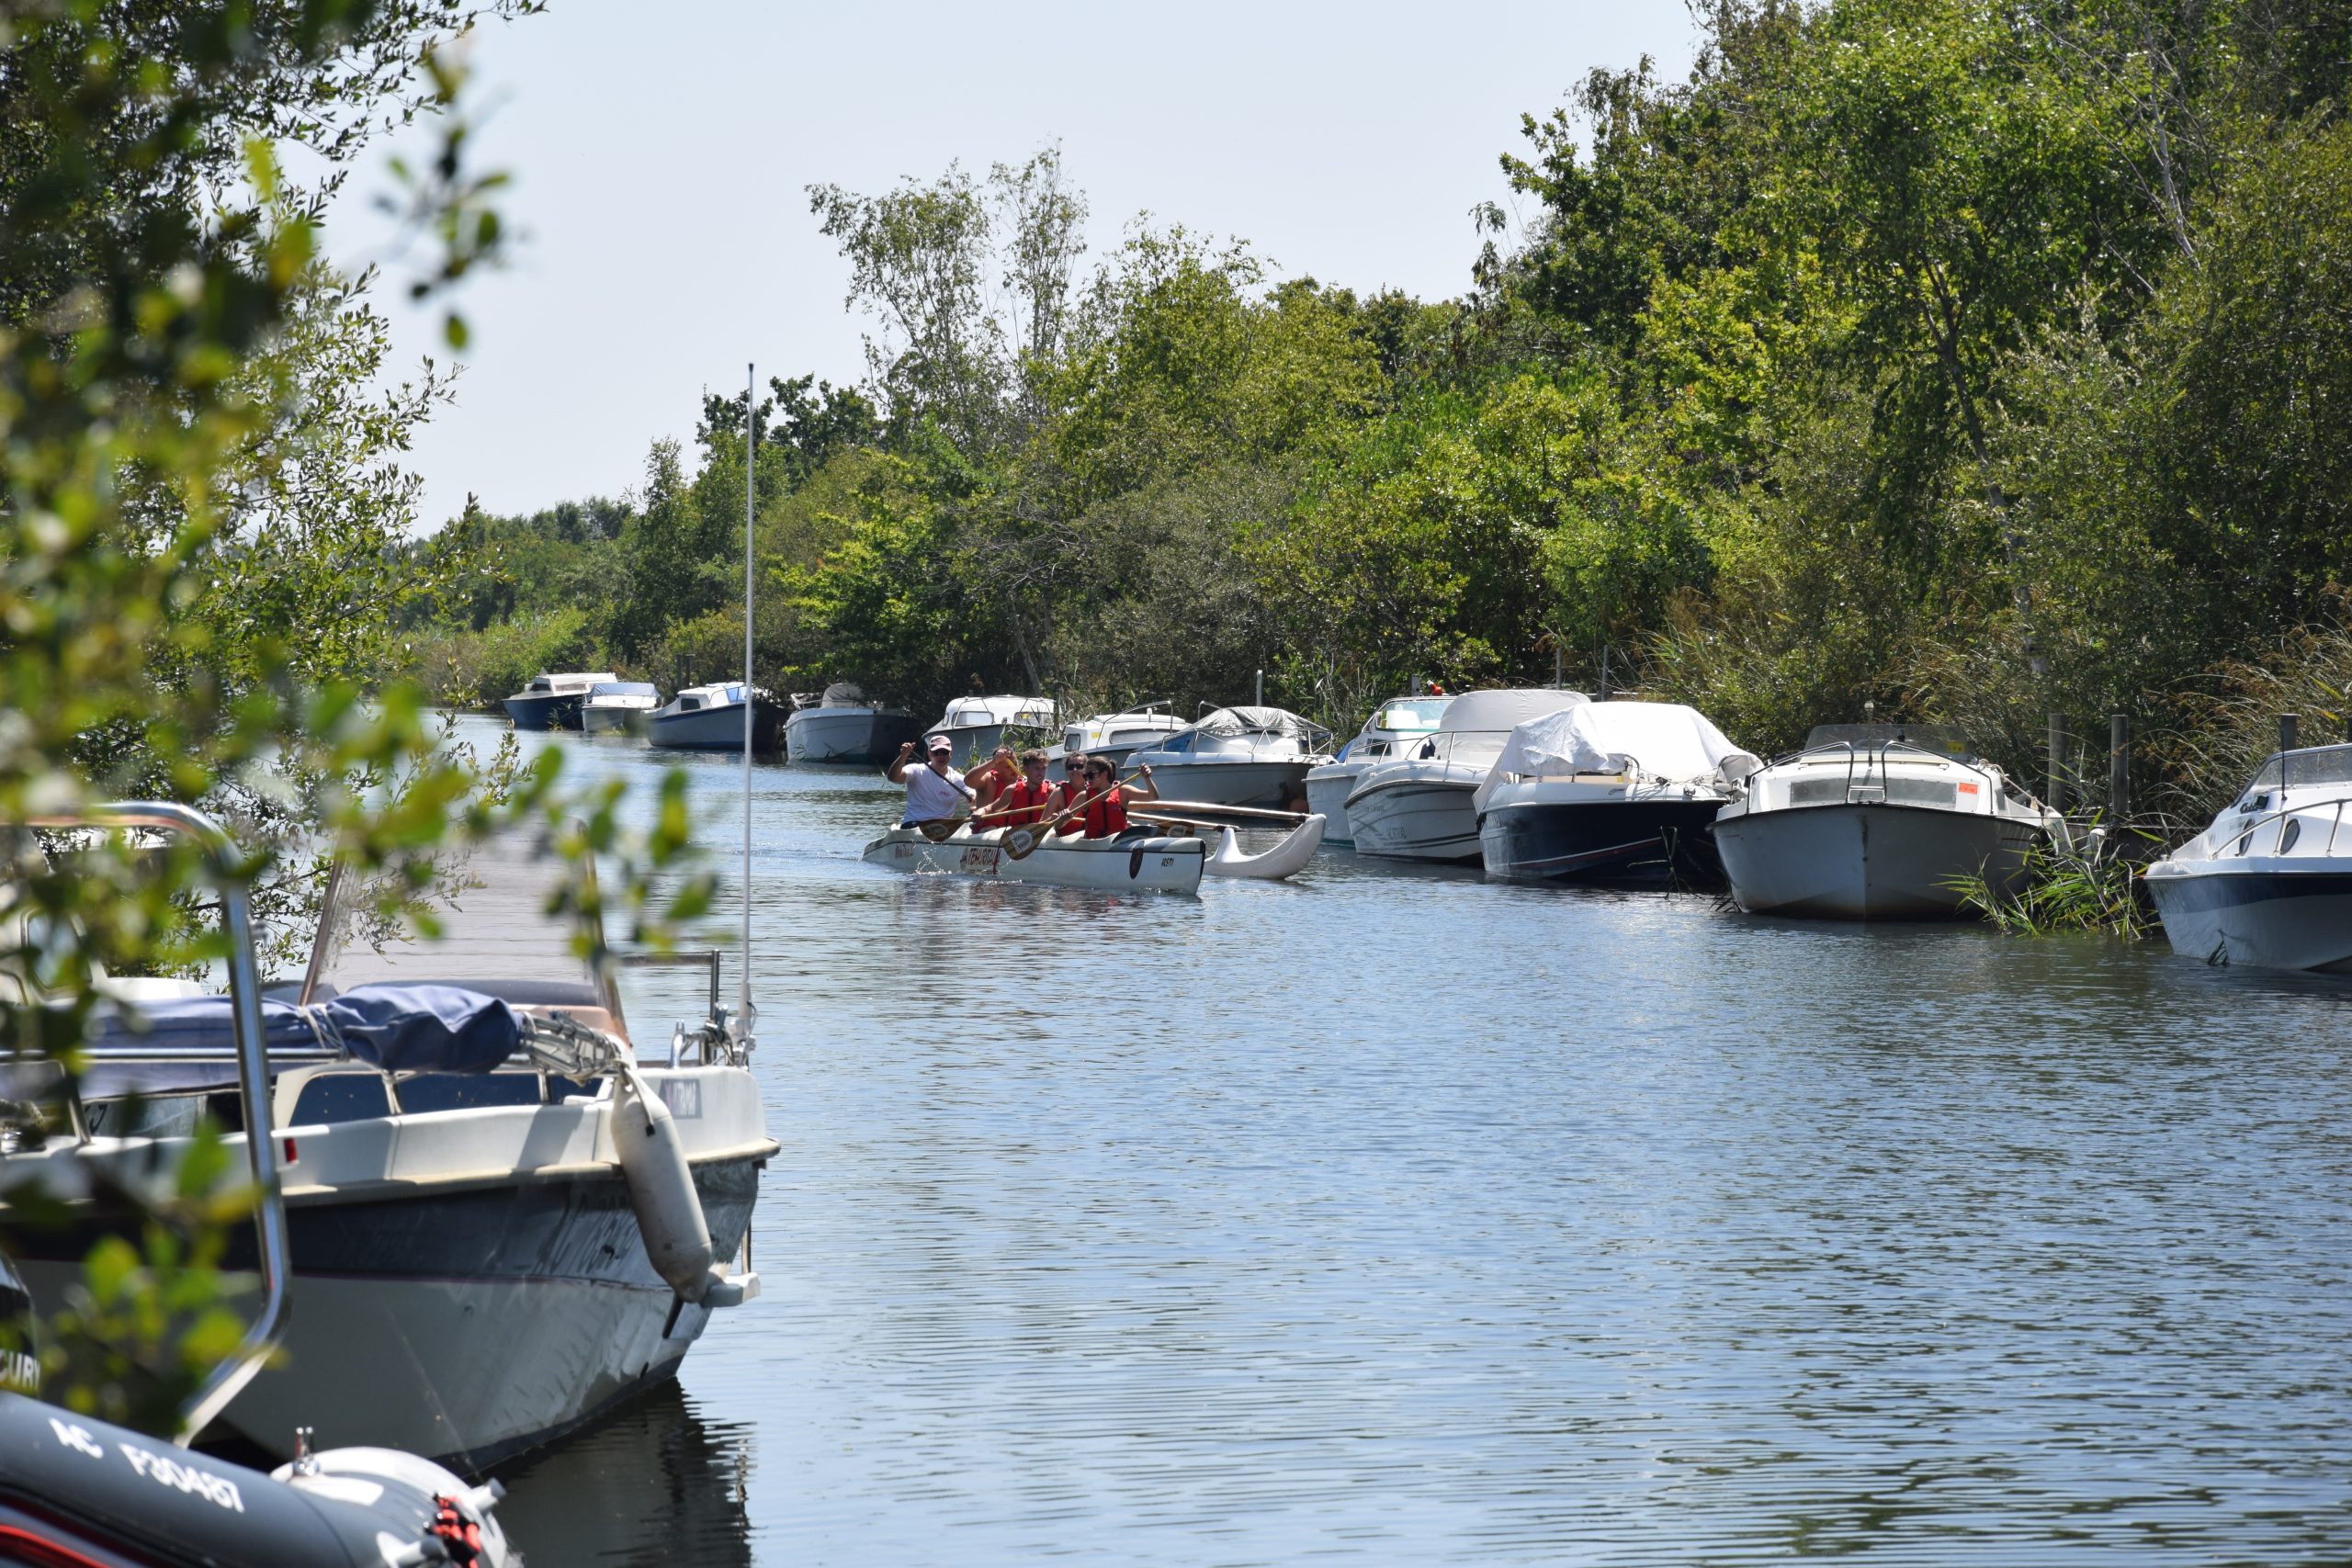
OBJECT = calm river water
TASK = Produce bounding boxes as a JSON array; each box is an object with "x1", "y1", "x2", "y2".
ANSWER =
[{"x1": 469, "y1": 717, "x2": 2348, "y2": 1565}]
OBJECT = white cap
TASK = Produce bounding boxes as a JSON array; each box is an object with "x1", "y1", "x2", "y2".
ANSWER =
[{"x1": 926, "y1": 733, "x2": 953, "y2": 752}]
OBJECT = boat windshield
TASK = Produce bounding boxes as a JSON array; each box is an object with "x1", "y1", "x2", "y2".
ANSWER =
[
  {"x1": 1374, "y1": 698, "x2": 1450, "y2": 733},
  {"x1": 1803, "y1": 723, "x2": 1975, "y2": 761},
  {"x1": 2256, "y1": 745, "x2": 2352, "y2": 791},
  {"x1": 302, "y1": 833, "x2": 621, "y2": 1032}
]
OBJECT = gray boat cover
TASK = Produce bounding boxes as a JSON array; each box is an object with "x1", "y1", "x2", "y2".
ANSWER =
[{"x1": 1194, "y1": 706, "x2": 1330, "y2": 744}]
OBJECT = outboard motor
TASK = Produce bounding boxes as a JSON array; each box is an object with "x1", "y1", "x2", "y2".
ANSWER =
[{"x1": 0, "y1": 1393, "x2": 515, "y2": 1567}]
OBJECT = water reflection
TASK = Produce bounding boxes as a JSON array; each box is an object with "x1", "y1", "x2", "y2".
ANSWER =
[
  {"x1": 494, "y1": 1382, "x2": 752, "y2": 1566},
  {"x1": 474, "y1": 717, "x2": 2352, "y2": 1565}
]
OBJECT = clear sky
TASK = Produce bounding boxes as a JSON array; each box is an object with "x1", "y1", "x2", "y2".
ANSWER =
[{"x1": 335, "y1": 1, "x2": 1700, "y2": 530}]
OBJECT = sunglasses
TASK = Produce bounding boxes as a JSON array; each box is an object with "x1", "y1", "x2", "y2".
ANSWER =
[{"x1": 1064, "y1": 762, "x2": 1085, "y2": 772}]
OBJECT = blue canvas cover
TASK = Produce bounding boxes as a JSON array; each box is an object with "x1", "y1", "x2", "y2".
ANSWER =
[{"x1": 71, "y1": 984, "x2": 522, "y2": 1099}]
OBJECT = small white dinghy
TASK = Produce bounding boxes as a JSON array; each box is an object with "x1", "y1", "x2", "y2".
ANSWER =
[
  {"x1": 864, "y1": 822, "x2": 1207, "y2": 894},
  {"x1": 1204, "y1": 814, "x2": 1328, "y2": 880}
]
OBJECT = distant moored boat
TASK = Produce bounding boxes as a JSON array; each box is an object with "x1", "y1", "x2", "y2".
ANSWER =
[
  {"x1": 649, "y1": 683, "x2": 785, "y2": 753},
  {"x1": 502, "y1": 671, "x2": 620, "y2": 731}
]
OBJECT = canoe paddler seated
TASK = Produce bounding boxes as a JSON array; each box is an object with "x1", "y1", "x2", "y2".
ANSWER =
[
  {"x1": 1057, "y1": 756, "x2": 1159, "y2": 838},
  {"x1": 888, "y1": 733, "x2": 978, "y2": 826},
  {"x1": 973, "y1": 749, "x2": 1057, "y2": 829}
]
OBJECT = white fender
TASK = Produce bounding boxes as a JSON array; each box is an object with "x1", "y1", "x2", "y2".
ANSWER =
[
  {"x1": 611, "y1": 1066, "x2": 728, "y2": 1304},
  {"x1": 1204, "y1": 814, "x2": 1326, "y2": 880}
]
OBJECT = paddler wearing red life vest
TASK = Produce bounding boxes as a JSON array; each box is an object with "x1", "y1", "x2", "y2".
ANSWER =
[
  {"x1": 1057, "y1": 755, "x2": 1159, "y2": 838},
  {"x1": 973, "y1": 749, "x2": 1057, "y2": 828}
]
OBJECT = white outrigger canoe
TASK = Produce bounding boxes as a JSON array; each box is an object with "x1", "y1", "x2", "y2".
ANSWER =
[{"x1": 864, "y1": 823, "x2": 1209, "y2": 894}]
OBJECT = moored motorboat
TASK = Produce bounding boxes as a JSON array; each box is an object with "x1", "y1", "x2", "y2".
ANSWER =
[
  {"x1": 1475, "y1": 700, "x2": 1758, "y2": 886},
  {"x1": 1305, "y1": 694, "x2": 1453, "y2": 845},
  {"x1": 786, "y1": 682, "x2": 922, "y2": 763},
  {"x1": 1712, "y1": 724, "x2": 2056, "y2": 919},
  {"x1": 928, "y1": 694, "x2": 1058, "y2": 765},
  {"x1": 502, "y1": 670, "x2": 620, "y2": 731},
  {"x1": 0, "y1": 821, "x2": 773, "y2": 1471},
  {"x1": 1059, "y1": 703, "x2": 1188, "y2": 767},
  {"x1": 2145, "y1": 742, "x2": 2352, "y2": 971},
  {"x1": 863, "y1": 822, "x2": 1206, "y2": 894},
  {"x1": 1125, "y1": 706, "x2": 1332, "y2": 809},
  {"x1": 1346, "y1": 689, "x2": 1585, "y2": 863},
  {"x1": 582, "y1": 680, "x2": 661, "y2": 735},
  {"x1": 650, "y1": 682, "x2": 786, "y2": 752}
]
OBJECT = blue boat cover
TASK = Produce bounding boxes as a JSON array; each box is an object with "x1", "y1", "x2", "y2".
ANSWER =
[{"x1": 71, "y1": 985, "x2": 523, "y2": 1098}]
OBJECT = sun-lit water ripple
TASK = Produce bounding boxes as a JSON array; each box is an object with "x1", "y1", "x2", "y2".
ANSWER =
[{"x1": 477, "y1": 717, "x2": 2352, "y2": 1564}]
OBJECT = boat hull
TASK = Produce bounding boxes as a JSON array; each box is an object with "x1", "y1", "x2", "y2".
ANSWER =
[
  {"x1": 650, "y1": 700, "x2": 785, "y2": 753},
  {"x1": 7, "y1": 1151, "x2": 763, "y2": 1472},
  {"x1": 1140, "y1": 760, "x2": 1311, "y2": 810},
  {"x1": 503, "y1": 694, "x2": 584, "y2": 732},
  {"x1": 1345, "y1": 778, "x2": 1479, "y2": 863},
  {"x1": 1713, "y1": 803, "x2": 2041, "y2": 919},
  {"x1": 1478, "y1": 797, "x2": 1725, "y2": 886},
  {"x1": 582, "y1": 705, "x2": 650, "y2": 736},
  {"x1": 863, "y1": 827, "x2": 1205, "y2": 894},
  {"x1": 786, "y1": 705, "x2": 921, "y2": 764},
  {"x1": 2145, "y1": 865, "x2": 2352, "y2": 972},
  {"x1": 1303, "y1": 763, "x2": 1362, "y2": 844}
]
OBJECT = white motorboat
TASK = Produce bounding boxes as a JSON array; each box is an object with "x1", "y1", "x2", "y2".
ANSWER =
[
  {"x1": 1304, "y1": 694, "x2": 1453, "y2": 845},
  {"x1": 1125, "y1": 706, "x2": 1333, "y2": 809},
  {"x1": 2145, "y1": 742, "x2": 2352, "y2": 971},
  {"x1": 1475, "y1": 701, "x2": 1758, "y2": 886},
  {"x1": 1059, "y1": 703, "x2": 1188, "y2": 767},
  {"x1": 0, "y1": 818, "x2": 773, "y2": 1472},
  {"x1": 582, "y1": 680, "x2": 661, "y2": 735},
  {"x1": 786, "y1": 682, "x2": 922, "y2": 763},
  {"x1": 863, "y1": 822, "x2": 1206, "y2": 894},
  {"x1": 1712, "y1": 724, "x2": 2056, "y2": 919},
  {"x1": 650, "y1": 682, "x2": 785, "y2": 753},
  {"x1": 928, "y1": 694, "x2": 1058, "y2": 765},
  {"x1": 502, "y1": 670, "x2": 620, "y2": 731},
  {"x1": 1345, "y1": 689, "x2": 1586, "y2": 863}
]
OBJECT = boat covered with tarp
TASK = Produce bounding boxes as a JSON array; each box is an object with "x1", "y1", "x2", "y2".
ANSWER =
[
  {"x1": 1475, "y1": 701, "x2": 1758, "y2": 885},
  {"x1": 1125, "y1": 706, "x2": 1331, "y2": 809}
]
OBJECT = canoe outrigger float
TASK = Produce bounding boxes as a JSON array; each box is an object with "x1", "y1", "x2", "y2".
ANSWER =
[{"x1": 864, "y1": 823, "x2": 1209, "y2": 893}]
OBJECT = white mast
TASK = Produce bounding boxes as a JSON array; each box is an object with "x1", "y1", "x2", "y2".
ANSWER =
[{"x1": 738, "y1": 362, "x2": 756, "y2": 1043}]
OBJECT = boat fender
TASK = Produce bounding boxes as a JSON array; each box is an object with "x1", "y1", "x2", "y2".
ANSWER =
[{"x1": 612, "y1": 1066, "x2": 719, "y2": 1304}]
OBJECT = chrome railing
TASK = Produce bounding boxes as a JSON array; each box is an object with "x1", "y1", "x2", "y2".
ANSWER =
[{"x1": 18, "y1": 801, "x2": 290, "y2": 1449}]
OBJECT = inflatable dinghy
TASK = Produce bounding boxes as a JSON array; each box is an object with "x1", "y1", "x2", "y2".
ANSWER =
[{"x1": 0, "y1": 1392, "x2": 515, "y2": 1566}]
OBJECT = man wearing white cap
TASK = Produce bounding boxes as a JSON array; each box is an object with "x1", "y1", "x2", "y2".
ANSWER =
[{"x1": 888, "y1": 734, "x2": 978, "y2": 826}]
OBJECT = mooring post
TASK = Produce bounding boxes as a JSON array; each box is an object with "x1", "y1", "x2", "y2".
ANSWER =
[
  {"x1": 2047, "y1": 712, "x2": 2065, "y2": 818},
  {"x1": 2109, "y1": 714, "x2": 2129, "y2": 827},
  {"x1": 2281, "y1": 712, "x2": 2299, "y2": 756}
]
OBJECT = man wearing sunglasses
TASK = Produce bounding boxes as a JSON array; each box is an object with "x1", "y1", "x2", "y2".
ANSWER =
[{"x1": 1057, "y1": 756, "x2": 1159, "y2": 839}]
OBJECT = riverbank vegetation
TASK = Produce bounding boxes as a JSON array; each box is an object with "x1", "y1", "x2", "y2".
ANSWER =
[{"x1": 409, "y1": 2, "x2": 2352, "y2": 834}]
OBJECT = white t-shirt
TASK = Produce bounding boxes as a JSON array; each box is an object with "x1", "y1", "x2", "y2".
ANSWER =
[{"x1": 902, "y1": 761, "x2": 975, "y2": 824}]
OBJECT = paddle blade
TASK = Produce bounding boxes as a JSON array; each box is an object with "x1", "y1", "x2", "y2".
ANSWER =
[
  {"x1": 1003, "y1": 825, "x2": 1041, "y2": 859},
  {"x1": 916, "y1": 819, "x2": 958, "y2": 842}
]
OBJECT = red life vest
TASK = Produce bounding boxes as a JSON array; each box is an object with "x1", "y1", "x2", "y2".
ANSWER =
[
  {"x1": 1058, "y1": 784, "x2": 1128, "y2": 838},
  {"x1": 997, "y1": 778, "x2": 1055, "y2": 827}
]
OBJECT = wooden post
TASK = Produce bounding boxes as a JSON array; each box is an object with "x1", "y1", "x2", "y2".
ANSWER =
[
  {"x1": 2109, "y1": 714, "x2": 2129, "y2": 826},
  {"x1": 2047, "y1": 713, "x2": 2064, "y2": 818}
]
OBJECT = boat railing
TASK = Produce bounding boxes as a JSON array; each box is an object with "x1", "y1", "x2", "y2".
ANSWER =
[
  {"x1": 1797, "y1": 739, "x2": 2007, "y2": 811},
  {"x1": 15, "y1": 800, "x2": 289, "y2": 1450},
  {"x1": 2206, "y1": 791, "x2": 2352, "y2": 859}
]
